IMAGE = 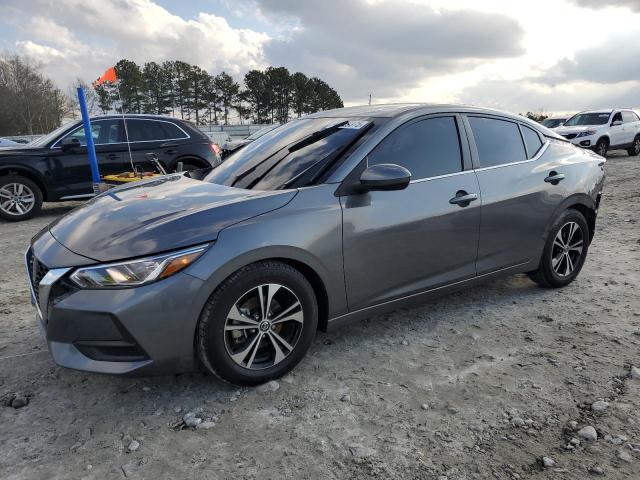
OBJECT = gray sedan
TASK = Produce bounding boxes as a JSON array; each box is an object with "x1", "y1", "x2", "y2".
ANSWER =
[{"x1": 26, "y1": 104, "x2": 605, "y2": 385}]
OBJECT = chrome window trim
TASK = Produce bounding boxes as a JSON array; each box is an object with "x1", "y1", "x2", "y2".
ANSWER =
[
  {"x1": 409, "y1": 169, "x2": 471, "y2": 184},
  {"x1": 59, "y1": 193, "x2": 95, "y2": 200},
  {"x1": 51, "y1": 118, "x2": 190, "y2": 149},
  {"x1": 473, "y1": 140, "x2": 550, "y2": 173}
]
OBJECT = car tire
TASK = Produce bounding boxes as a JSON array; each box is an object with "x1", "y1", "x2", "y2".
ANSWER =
[
  {"x1": 595, "y1": 138, "x2": 608, "y2": 157},
  {"x1": 197, "y1": 261, "x2": 318, "y2": 386},
  {"x1": 528, "y1": 209, "x2": 590, "y2": 288},
  {"x1": 627, "y1": 135, "x2": 640, "y2": 157},
  {"x1": 0, "y1": 175, "x2": 43, "y2": 222}
]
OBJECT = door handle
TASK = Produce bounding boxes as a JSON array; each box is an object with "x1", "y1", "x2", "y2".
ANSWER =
[
  {"x1": 449, "y1": 191, "x2": 478, "y2": 206},
  {"x1": 544, "y1": 172, "x2": 565, "y2": 184},
  {"x1": 160, "y1": 142, "x2": 178, "y2": 148},
  {"x1": 164, "y1": 149, "x2": 177, "y2": 155},
  {"x1": 106, "y1": 153, "x2": 118, "y2": 160}
]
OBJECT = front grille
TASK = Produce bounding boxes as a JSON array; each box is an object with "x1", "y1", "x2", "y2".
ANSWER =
[
  {"x1": 563, "y1": 133, "x2": 578, "y2": 140},
  {"x1": 27, "y1": 249, "x2": 49, "y2": 305}
]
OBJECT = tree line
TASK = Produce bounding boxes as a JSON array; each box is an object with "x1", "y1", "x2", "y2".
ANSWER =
[
  {"x1": 94, "y1": 59, "x2": 343, "y2": 125},
  {"x1": 0, "y1": 54, "x2": 344, "y2": 136},
  {"x1": 0, "y1": 55, "x2": 67, "y2": 136}
]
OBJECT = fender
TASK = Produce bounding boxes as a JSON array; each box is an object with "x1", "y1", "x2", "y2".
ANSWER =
[{"x1": 0, "y1": 163, "x2": 54, "y2": 201}]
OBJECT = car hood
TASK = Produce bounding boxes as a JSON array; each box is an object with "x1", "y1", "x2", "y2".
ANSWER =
[
  {"x1": 555, "y1": 125, "x2": 601, "y2": 134},
  {"x1": 0, "y1": 145, "x2": 47, "y2": 156},
  {"x1": 49, "y1": 174, "x2": 297, "y2": 263},
  {"x1": 223, "y1": 139, "x2": 251, "y2": 150}
]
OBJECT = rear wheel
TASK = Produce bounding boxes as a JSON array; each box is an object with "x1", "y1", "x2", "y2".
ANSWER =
[
  {"x1": 197, "y1": 261, "x2": 318, "y2": 386},
  {"x1": 528, "y1": 209, "x2": 589, "y2": 288},
  {"x1": 627, "y1": 135, "x2": 640, "y2": 156},
  {"x1": 595, "y1": 138, "x2": 608, "y2": 157},
  {"x1": 0, "y1": 175, "x2": 43, "y2": 221}
]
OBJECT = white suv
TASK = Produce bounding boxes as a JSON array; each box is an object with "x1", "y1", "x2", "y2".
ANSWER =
[{"x1": 555, "y1": 109, "x2": 640, "y2": 157}]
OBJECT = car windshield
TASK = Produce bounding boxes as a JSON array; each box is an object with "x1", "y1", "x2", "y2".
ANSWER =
[
  {"x1": 204, "y1": 117, "x2": 374, "y2": 190},
  {"x1": 542, "y1": 118, "x2": 565, "y2": 128},
  {"x1": 246, "y1": 124, "x2": 279, "y2": 141},
  {"x1": 563, "y1": 113, "x2": 610, "y2": 127},
  {"x1": 30, "y1": 121, "x2": 79, "y2": 147}
]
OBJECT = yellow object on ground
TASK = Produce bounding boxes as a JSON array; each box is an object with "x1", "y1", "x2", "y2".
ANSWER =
[{"x1": 102, "y1": 172, "x2": 162, "y2": 184}]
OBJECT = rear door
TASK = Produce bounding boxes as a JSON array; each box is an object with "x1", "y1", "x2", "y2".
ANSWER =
[
  {"x1": 124, "y1": 119, "x2": 191, "y2": 172},
  {"x1": 341, "y1": 115, "x2": 481, "y2": 310},
  {"x1": 48, "y1": 119, "x2": 128, "y2": 197},
  {"x1": 622, "y1": 111, "x2": 640, "y2": 145},
  {"x1": 464, "y1": 115, "x2": 564, "y2": 274}
]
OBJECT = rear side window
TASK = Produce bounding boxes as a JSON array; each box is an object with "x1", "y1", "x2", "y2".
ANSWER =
[
  {"x1": 623, "y1": 111, "x2": 639, "y2": 123},
  {"x1": 368, "y1": 116, "x2": 462, "y2": 180},
  {"x1": 468, "y1": 117, "x2": 526, "y2": 168},
  {"x1": 521, "y1": 125, "x2": 543, "y2": 159},
  {"x1": 126, "y1": 120, "x2": 188, "y2": 142}
]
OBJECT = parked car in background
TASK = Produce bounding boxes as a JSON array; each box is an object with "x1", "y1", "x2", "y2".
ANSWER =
[
  {"x1": 25, "y1": 104, "x2": 605, "y2": 385},
  {"x1": 205, "y1": 132, "x2": 233, "y2": 149},
  {"x1": 0, "y1": 114, "x2": 221, "y2": 221},
  {"x1": 555, "y1": 109, "x2": 640, "y2": 157},
  {"x1": 221, "y1": 124, "x2": 280, "y2": 158},
  {"x1": 541, "y1": 117, "x2": 568, "y2": 129},
  {"x1": 0, "y1": 137, "x2": 20, "y2": 148}
]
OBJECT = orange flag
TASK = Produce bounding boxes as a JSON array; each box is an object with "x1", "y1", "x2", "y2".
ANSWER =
[{"x1": 93, "y1": 67, "x2": 117, "y2": 87}]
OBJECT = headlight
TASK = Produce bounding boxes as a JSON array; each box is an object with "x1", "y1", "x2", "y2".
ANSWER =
[
  {"x1": 70, "y1": 244, "x2": 208, "y2": 288},
  {"x1": 577, "y1": 130, "x2": 597, "y2": 138}
]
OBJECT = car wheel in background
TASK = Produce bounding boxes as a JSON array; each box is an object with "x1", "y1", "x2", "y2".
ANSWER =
[
  {"x1": 197, "y1": 261, "x2": 318, "y2": 386},
  {"x1": 595, "y1": 138, "x2": 608, "y2": 157},
  {"x1": 0, "y1": 175, "x2": 43, "y2": 222},
  {"x1": 627, "y1": 136, "x2": 640, "y2": 156},
  {"x1": 528, "y1": 209, "x2": 590, "y2": 288}
]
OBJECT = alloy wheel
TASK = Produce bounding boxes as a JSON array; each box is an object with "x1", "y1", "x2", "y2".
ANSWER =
[
  {"x1": 551, "y1": 221, "x2": 584, "y2": 277},
  {"x1": 597, "y1": 141, "x2": 607, "y2": 157},
  {"x1": 633, "y1": 138, "x2": 640, "y2": 155},
  {"x1": 224, "y1": 283, "x2": 304, "y2": 370},
  {"x1": 0, "y1": 183, "x2": 35, "y2": 216}
]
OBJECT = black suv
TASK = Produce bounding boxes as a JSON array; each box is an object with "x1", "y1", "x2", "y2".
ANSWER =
[{"x1": 0, "y1": 115, "x2": 220, "y2": 221}]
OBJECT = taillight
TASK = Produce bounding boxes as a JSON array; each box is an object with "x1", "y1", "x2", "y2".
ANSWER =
[{"x1": 210, "y1": 143, "x2": 221, "y2": 156}]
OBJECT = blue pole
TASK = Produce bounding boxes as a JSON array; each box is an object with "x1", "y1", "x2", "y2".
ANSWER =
[{"x1": 76, "y1": 87, "x2": 101, "y2": 184}]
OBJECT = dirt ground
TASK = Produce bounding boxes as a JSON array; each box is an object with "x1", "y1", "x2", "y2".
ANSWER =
[{"x1": 1, "y1": 153, "x2": 639, "y2": 480}]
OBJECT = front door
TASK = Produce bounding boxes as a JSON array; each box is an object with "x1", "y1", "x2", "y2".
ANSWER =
[
  {"x1": 341, "y1": 115, "x2": 481, "y2": 311},
  {"x1": 609, "y1": 111, "x2": 625, "y2": 147},
  {"x1": 48, "y1": 119, "x2": 129, "y2": 197}
]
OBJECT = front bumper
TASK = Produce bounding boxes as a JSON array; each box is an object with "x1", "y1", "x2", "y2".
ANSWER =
[
  {"x1": 562, "y1": 134, "x2": 596, "y2": 149},
  {"x1": 25, "y1": 236, "x2": 207, "y2": 375}
]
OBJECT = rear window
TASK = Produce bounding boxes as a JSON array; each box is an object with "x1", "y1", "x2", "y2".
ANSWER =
[
  {"x1": 205, "y1": 118, "x2": 375, "y2": 190},
  {"x1": 126, "y1": 120, "x2": 188, "y2": 142},
  {"x1": 521, "y1": 125, "x2": 543, "y2": 159},
  {"x1": 468, "y1": 117, "x2": 526, "y2": 167}
]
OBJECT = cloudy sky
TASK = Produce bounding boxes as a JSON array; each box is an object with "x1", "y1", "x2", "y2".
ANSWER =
[{"x1": 2, "y1": 0, "x2": 639, "y2": 114}]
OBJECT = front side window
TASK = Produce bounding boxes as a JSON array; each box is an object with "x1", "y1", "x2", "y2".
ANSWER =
[
  {"x1": 468, "y1": 117, "x2": 526, "y2": 168},
  {"x1": 611, "y1": 112, "x2": 623, "y2": 124},
  {"x1": 521, "y1": 125, "x2": 543, "y2": 159},
  {"x1": 367, "y1": 116, "x2": 462, "y2": 180},
  {"x1": 61, "y1": 119, "x2": 124, "y2": 146}
]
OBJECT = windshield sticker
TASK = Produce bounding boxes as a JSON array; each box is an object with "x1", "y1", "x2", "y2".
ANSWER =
[
  {"x1": 339, "y1": 120, "x2": 369, "y2": 130},
  {"x1": 598, "y1": 114, "x2": 609, "y2": 118}
]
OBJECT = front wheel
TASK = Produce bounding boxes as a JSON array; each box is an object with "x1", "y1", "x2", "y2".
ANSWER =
[
  {"x1": 0, "y1": 175, "x2": 43, "y2": 221},
  {"x1": 595, "y1": 138, "x2": 608, "y2": 157},
  {"x1": 627, "y1": 136, "x2": 640, "y2": 157},
  {"x1": 197, "y1": 261, "x2": 318, "y2": 386},
  {"x1": 528, "y1": 209, "x2": 590, "y2": 288}
]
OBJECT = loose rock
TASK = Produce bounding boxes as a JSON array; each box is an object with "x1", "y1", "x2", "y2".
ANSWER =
[
  {"x1": 541, "y1": 456, "x2": 556, "y2": 468},
  {"x1": 617, "y1": 449, "x2": 633, "y2": 463},
  {"x1": 127, "y1": 440, "x2": 140, "y2": 452},
  {"x1": 577, "y1": 426, "x2": 598, "y2": 442},
  {"x1": 589, "y1": 465, "x2": 604, "y2": 475},
  {"x1": 340, "y1": 393, "x2": 351, "y2": 402},
  {"x1": 591, "y1": 400, "x2": 609, "y2": 412},
  {"x1": 256, "y1": 380, "x2": 280, "y2": 393},
  {"x1": 630, "y1": 366, "x2": 640, "y2": 379}
]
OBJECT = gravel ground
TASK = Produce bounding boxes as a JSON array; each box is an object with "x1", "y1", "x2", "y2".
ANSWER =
[{"x1": 1, "y1": 153, "x2": 639, "y2": 480}]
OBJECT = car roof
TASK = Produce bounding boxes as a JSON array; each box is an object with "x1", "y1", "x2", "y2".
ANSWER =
[
  {"x1": 90, "y1": 114, "x2": 186, "y2": 121},
  {"x1": 306, "y1": 103, "x2": 565, "y2": 140}
]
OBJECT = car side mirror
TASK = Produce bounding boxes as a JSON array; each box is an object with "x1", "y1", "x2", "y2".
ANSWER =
[
  {"x1": 611, "y1": 120, "x2": 622, "y2": 126},
  {"x1": 358, "y1": 163, "x2": 411, "y2": 192},
  {"x1": 60, "y1": 137, "x2": 81, "y2": 151}
]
